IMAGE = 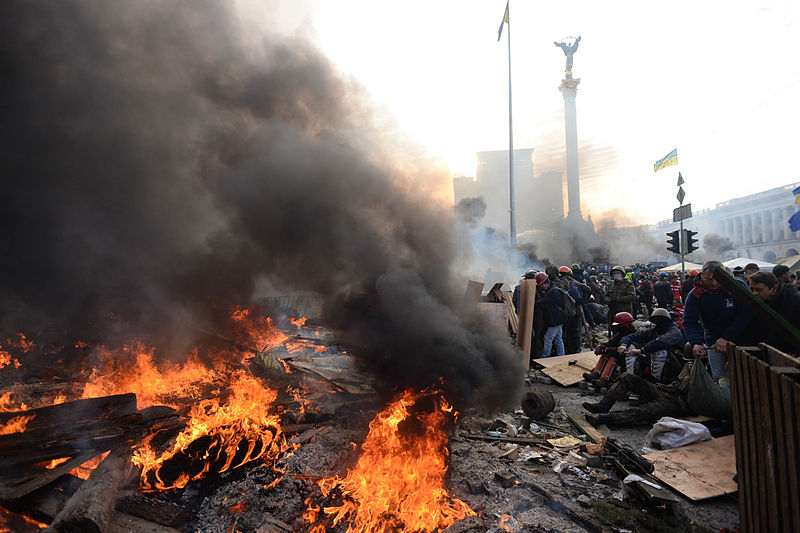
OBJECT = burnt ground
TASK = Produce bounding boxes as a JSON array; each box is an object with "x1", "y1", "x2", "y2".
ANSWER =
[{"x1": 179, "y1": 368, "x2": 738, "y2": 533}]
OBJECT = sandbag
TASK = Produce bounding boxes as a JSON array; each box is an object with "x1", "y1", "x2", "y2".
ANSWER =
[
  {"x1": 686, "y1": 358, "x2": 732, "y2": 419},
  {"x1": 646, "y1": 416, "x2": 712, "y2": 449}
]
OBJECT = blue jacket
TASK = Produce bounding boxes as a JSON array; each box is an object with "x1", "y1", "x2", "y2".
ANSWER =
[
  {"x1": 538, "y1": 285, "x2": 565, "y2": 327},
  {"x1": 620, "y1": 322, "x2": 685, "y2": 353},
  {"x1": 567, "y1": 279, "x2": 586, "y2": 306},
  {"x1": 683, "y1": 279, "x2": 752, "y2": 346}
]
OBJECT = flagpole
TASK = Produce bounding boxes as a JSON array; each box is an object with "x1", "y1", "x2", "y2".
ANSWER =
[{"x1": 506, "y1": 1, "x2": 516, "y2": 251}]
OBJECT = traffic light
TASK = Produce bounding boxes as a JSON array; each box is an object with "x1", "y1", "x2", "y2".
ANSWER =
[
  {"x1": 683, "y1": 229, "x2": 699, "y2": 254},
  {"x1": 666, "y1": 230, "x2": 680, "y2": 254}
]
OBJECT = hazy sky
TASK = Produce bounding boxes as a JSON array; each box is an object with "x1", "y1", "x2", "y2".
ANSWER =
[{"x1": 241, "y1": 0, "x2": 800, "y2": 225}]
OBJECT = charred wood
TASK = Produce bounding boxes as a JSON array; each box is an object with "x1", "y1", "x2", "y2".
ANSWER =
[
  {"x1": 0, "y1": 413, "x2": 144, "y2": 470},
  {"x1": 49, "y1": 447, "x2": 135, "y2": 533},
  {"x1": 115, "y1": 494, "x2": 190, "y2": 527},
  {"x1": 0, "y1": 393, "x2": 137, "y2": 430}
]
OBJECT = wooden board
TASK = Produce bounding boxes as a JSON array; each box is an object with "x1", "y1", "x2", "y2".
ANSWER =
[
  {"x1": 477, "y1": 302, "x2": 509, "y2": 340},
  {"x1": 515, "y1": 280, "x2": 535, "y2": 369},
  {"x1": 645, "y1": 434, "x2": 737, "y2": 501},
  {"x1": 533, "y1": 350, "x2": 596, "y2": 369},
  {"x1": 565, "y1": 412, "x2": 612, "y2": 443},
  {"x1": 502, "y1": 291, "x2": 519, "y2": 335},
  {"x1": 460, "y1": 280, "x2": 484, "y2": 319},
  {"x1": 536, "y1": 351, "x2": 598, "y2": 387}
]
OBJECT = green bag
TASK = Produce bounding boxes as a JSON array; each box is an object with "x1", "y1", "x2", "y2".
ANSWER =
[{"x1": 686, "y1": 357, "x2": 732, "y2": 420}]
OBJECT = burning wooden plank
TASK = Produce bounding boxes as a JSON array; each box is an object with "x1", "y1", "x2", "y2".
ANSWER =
[{"x1": 49, "y1": 447, "x2": 135, "y2": 533}]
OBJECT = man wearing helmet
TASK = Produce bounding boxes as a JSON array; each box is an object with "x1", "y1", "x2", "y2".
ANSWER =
[
  {"x1": 533, "y1": 272, "x2": 565, "y2": 358},
  {"x1": 559, "y1": 265, "x2": 592, "y2": 353},
  {"x1": 654, "y1": 272, "x2": 673, "y2": 309},
  {"x1": 615, "y1": 308, "x2": 685, "y2": 382},
  {"x1": 582, "y1": 311, "x2": 636, "y2": 387},
  {"x1": 604, "y1": 265, "x2": 634, "y2": 336}
]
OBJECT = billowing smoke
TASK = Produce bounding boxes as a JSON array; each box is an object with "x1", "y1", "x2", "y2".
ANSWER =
[
  {"x1": 702, "y1": 234, "x2": 735, "y2": 257},
  {"x1": 454, "y1": 197, "x2": 487, "y2": 225},
  {"x1": 0, "y1": 1, "x2": 523, "y2": 409},
  {"x1": 592, "y1": 211, "x2": 666, "y2": 264}
]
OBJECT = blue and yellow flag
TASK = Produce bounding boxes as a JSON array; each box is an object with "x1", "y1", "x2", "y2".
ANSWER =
[
  {"x1": 654, "y1": 148, "x2": 678, "y2": 172},
  {"x1": 793, "y1": 185, "x2": 800, "y2": 204},
  {"x1": 789, "y1": 210, "x2": 800, "y2": 232},
  {"x1": 497, "y1": 1, "x2": 509, "y2": 41}
]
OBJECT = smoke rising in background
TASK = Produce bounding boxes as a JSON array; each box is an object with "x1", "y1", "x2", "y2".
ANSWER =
[
  {"x1": 700, "y1": 234, "x2": 735, "y2": 260},
  {"x1": 0, "y1": 1, "x2": 523, "y2": 409}
]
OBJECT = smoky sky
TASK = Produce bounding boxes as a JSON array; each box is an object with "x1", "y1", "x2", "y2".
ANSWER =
[{"x1": 0, "y1": 1, "x2": 523, "y2": 409}]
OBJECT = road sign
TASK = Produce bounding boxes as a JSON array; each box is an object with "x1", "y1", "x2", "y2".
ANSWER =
[
  {"x1": 673, "y1": 203, "x2": 693, "y2": 222},
  {"x1": 676, "y1": 186, "x2": 685, "y2": 204}
]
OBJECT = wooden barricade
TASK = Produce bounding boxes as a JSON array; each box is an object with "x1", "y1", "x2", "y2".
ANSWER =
[{"x1": 729, "y1": 343, "x2": 800, "y2": 533}]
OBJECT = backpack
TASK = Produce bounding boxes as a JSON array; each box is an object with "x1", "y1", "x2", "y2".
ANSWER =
[{"x1": 557, "y1": 288, "x2": 579, "y2": 318}]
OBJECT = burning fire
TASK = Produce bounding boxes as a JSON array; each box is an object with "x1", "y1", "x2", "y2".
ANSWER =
[
  {"x1": 70, "y1": 451, "x2": 111, "y2": 480},
  {"x1": 303, "y1": 389, "x2": 475, "y2": 532},
  {"x1": 0, "y1": 333, "x2": 32, "y2": 370},
  {"x1": 132, "y1": 370, "x2": 289, "y2": 490},
  {"x1": 0, "y1": 414, "x2": 35, "y2": 435}
]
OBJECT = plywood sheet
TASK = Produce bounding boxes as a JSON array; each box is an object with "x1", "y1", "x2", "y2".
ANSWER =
[
  {"x1": 645, "y1": 434, "x2": 737, "y2": 501},
  {"x1": 536, "y1": 351, "x2": 598, "y2": 386},
  {"x1": 533, "y1": 350, "x2": 597, "y2": 369},
  {"x1": 476, "y1": 302, "x2": 509, "y2": 340}
]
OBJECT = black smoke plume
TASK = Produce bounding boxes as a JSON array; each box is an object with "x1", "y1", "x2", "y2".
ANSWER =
[
  {"x1": 701, "y1": 234, "x2": 735, "y2": 257},
  {"x1": 0, "y1": 1, "x2": 523, "y2": 409}
]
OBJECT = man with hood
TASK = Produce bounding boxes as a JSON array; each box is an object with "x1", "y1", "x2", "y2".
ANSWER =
[
  {"x1": 604, "y1": 265, "x2": 634, "y2": 335},
  {"x1": 616, "y1": 308, "x2": 685, "y2": 382},
  {"x1": 683, "y1": 260, "x2": 753, "y2": 381}
]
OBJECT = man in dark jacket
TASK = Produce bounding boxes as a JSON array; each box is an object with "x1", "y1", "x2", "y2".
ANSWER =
[
  {"x1": 561, "y1": 266, "x2": 591, "y2": 353},
  {"x1": 683, "y1": 260, "x2": 753, "y2": 380},
  {"x1": 772, "y1": 265, "x2": 798, "y2": 294},
  {"x1": 617, "y1": 308, "x2": 685, "y2": 382},
  {"x1": 748, "y1": 271, "x2": 800, "y2": 353},
  {"x1": 534, "y1": 272, "x2": 565, "y2": 358},
  {"x1": 637, "y1": 278, "x2": 654, "y2": 319},
  {"x1": 654, "y1": 272, "x2": 673, "y2": 309}
]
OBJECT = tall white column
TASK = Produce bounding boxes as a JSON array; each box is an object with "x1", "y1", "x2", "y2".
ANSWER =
[{"x1": 559, "y1": 77, "x2": 581, "y2": 220}]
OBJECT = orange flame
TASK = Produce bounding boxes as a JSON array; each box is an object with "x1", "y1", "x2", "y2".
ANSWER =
[
  {"x1": 132, "y1": 370, "x2": 289, "y2": 490},
  {"x1": 41, "y1": 458, "x2": 70, "y2": 470},
  {"x1": 81, "y1": 344, "x2": 225, "y2": 409},
  {"x1": 499, "y1": 514, "x2": 513, "y2": 531},
  {"x1": 304, "y1": 389, "x2": 474, "y2": 532},
  {"x1": 70, "y1": 451, "x2": 111, "y2": 480},
  {"x1": 0, "y1": 414, "x2": 35, "y2": 435}
]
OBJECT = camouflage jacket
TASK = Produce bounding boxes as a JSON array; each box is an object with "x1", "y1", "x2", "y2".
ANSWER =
[{"x1": 604, "y1": 279, "x2": 635, "y2": 308}]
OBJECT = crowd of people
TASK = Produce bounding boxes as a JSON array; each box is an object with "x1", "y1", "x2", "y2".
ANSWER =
[{"x1": 512, "y1": 260, "x2": 800, "y2": 427}]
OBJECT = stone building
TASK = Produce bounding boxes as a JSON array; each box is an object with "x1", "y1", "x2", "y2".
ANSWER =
[{"x1": 653, "y1": 183, "x2": 800, "y2": 261}]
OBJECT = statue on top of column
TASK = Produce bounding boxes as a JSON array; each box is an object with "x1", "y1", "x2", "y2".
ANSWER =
[{"x1": 554, "y1": 36, "x2": 581, "y2": 78}]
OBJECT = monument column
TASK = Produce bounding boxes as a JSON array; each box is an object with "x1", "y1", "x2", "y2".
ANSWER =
[{"x1": 555, "y1": 36, "x2": 582, "y2": 220}]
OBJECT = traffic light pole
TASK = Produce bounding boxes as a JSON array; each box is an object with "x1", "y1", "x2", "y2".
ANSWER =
[{"x1": 679, "y1": 216, "x2": 685, "y2": 283}]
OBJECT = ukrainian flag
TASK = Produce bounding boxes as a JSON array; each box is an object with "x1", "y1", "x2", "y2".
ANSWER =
[
  {"x1": 497, "y1": 1, "x2": 509, "y2": 41},
  {"x1": 793, "y1": 185, "x2": 800, "y2": 204},
  {"x1": 653, "y1": 149, "x2": 678, "y2": 172}
]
